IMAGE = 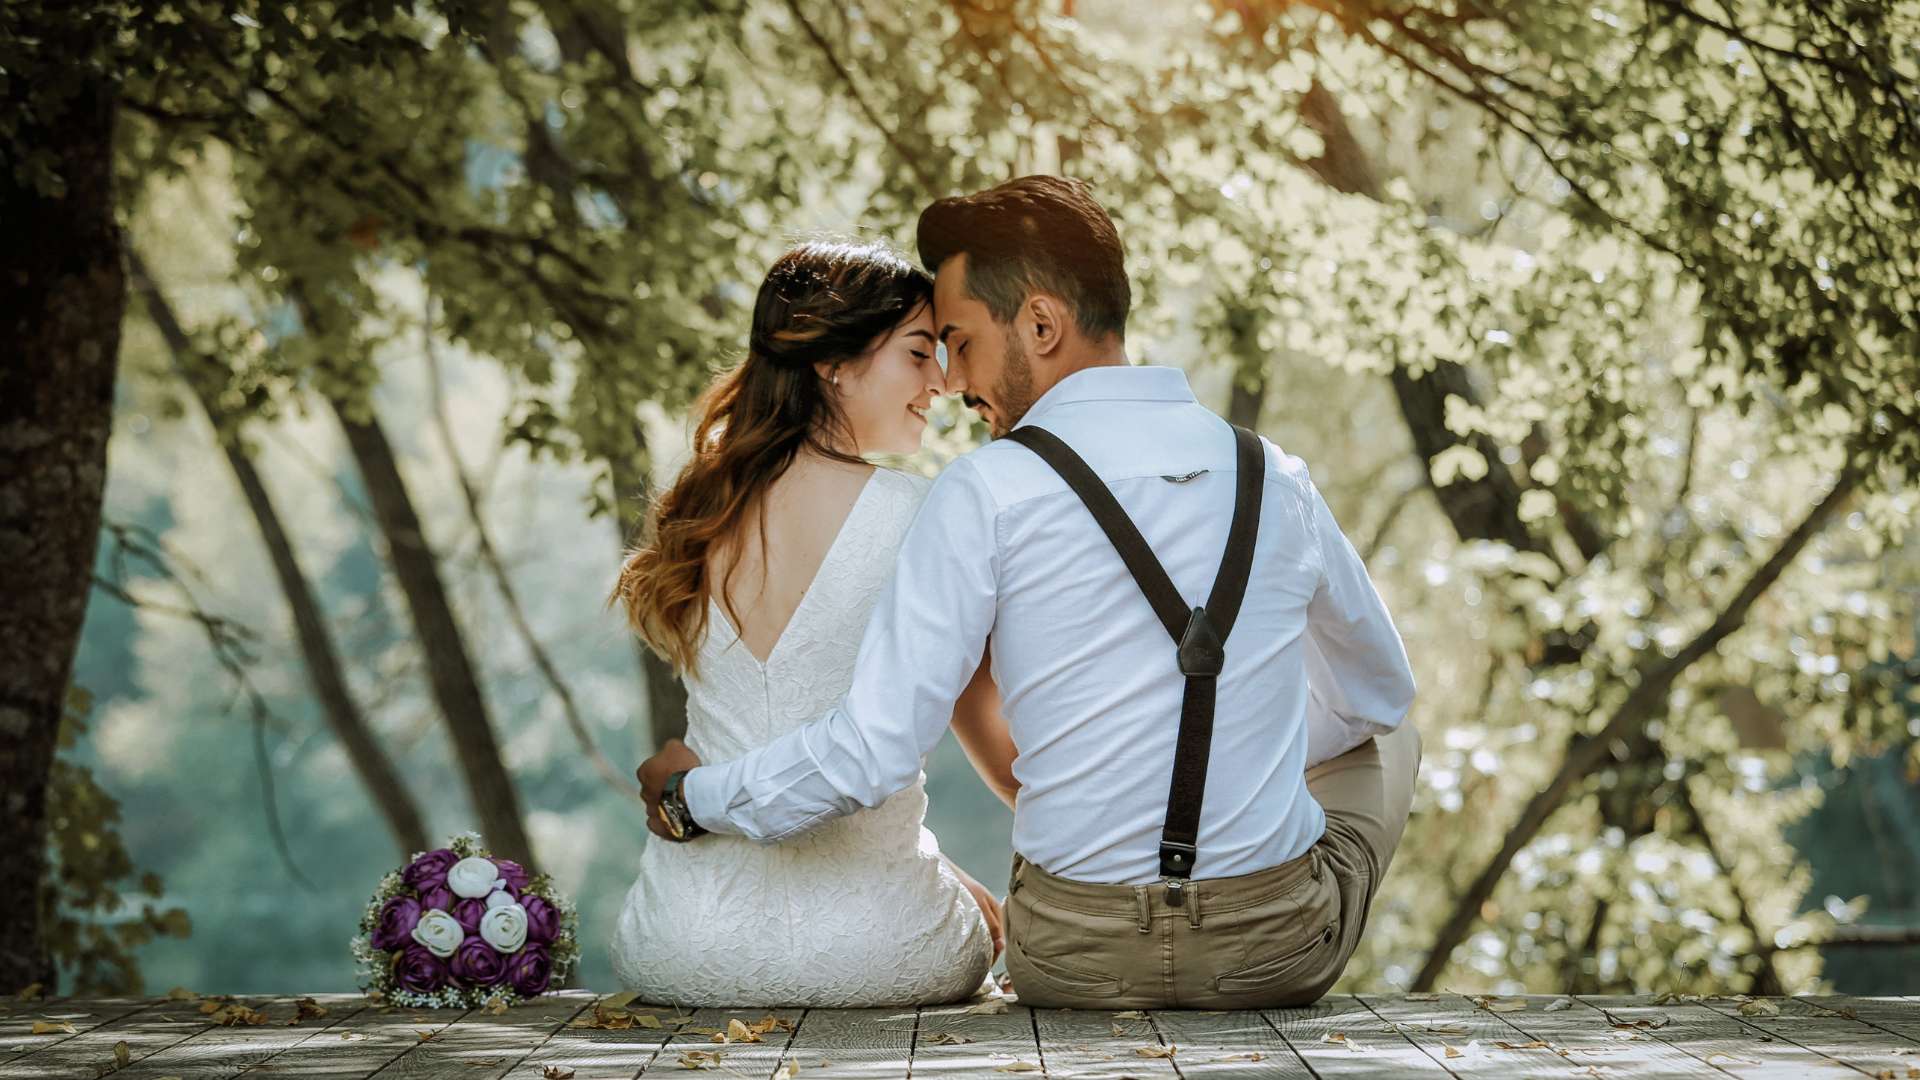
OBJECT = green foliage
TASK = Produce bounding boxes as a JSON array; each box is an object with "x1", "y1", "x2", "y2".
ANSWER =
[{"x1": 42, "y1": 687, "x2": 192, "y2": 996}]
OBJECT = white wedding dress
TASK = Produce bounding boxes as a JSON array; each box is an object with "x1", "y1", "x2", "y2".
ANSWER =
[{"x1": 609, "y1": 467, "x2": 994, "y2": 1007}]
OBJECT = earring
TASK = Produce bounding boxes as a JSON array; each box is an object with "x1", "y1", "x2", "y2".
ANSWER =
[{"x1": 832, "y1": 373, "x2": 839, "y2": 386}]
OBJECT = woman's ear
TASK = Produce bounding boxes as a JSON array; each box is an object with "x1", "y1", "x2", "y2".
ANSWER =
[{"x1": 812, "y1": 360, "x2": 838, "y2": 386}]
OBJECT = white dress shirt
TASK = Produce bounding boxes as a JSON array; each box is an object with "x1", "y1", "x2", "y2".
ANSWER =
[{"x1": 684, "y1": 365, "x2": 1416, "y2": 884}]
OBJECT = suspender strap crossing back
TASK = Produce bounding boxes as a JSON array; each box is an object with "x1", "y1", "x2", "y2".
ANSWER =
[{"x1": 1004, "y1": 423, "x2": 1265, "y2": 887}]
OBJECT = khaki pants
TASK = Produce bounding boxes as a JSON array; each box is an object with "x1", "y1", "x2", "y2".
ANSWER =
[{"x1": 1003, "y1": 724, "x2": 1422, "y2": 1009}]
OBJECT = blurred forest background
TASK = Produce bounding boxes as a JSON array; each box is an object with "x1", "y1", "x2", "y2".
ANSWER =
[{"x1": 5, "y1": 0, "x2": 1918, "y2": 1000}]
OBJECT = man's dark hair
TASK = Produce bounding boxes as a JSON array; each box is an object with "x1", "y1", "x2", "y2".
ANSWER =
[{"x1": 916, "y1": 175, "x2": 1130, "y2": 342}]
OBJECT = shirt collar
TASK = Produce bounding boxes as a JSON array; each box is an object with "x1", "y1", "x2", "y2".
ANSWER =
[{"x1": 1013, "y1": 364, "x2": 1197, "y2": 430}]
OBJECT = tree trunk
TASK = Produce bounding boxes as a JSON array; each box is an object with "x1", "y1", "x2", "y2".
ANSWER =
[
  {"x1": 127, "y1": 250, "x2": 432, "y2": 859},
  {"x1": 605, "y1": 437, "x2": 689, "y2": 750},
  {"x1": 328, "y1": 398, "x2": 538, "y2": 870},
  {"x1": 1227, "y1": 372, "x2": 1266, "y2": 431},
  {"x1": 0, "y1": 72, "x2": 123, "y2": 993}
]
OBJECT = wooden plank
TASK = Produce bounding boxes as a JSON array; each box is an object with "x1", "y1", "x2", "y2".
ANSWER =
[
  {"x1": 1575, "y1": 995, "x2": 1862, "y2": 1079},
  {"x1": 1356, "y1": 992, "x2": 1564, "y2": 1077},
  {"x1": 1755, "y1": 996, "x2": 1920, "y2": 1043},
  {"x1": 112, "y1": 995, "x2": 368, "y2": 1080},
  {"x1": 517, "y1": 996, "x2": 691, "y2": 1080},
  {"x1": 1479, "y1": 993, "x2": 1728, "y2": 1078},
  {"x1": 367, "y1": 993, "x2": 592, "y2": 1079},
  {"x1": 910, "y1": 1001, "x2": 1041, "y2": 1079},
  {"x1": 773, "y1": 1008, "x2": 913, "y2": 1079},
  {"x1": 250, "y1": 1003, "x2": 473, "y2": 1079},
  {"x1": 1697, "y1": 996, "x2": 1920, "y2": 1077},
  {"x1": 641, "y1": 1006, "x2": 805, "y2": 1078},
  {"x1": 0, "y1": 997, "x2": 156, "y2": 1066},
  {"x1": 1034, "y1": 1007, "x2": 1177, "y2": 1079},
  {"x1": 1265, "y1": 994, "x2": 1450, "y2": 1077},
  {"x1": 1147, "y1": 1009, "x2": 1310, "y2": 1078},
  {"x1": 0, "y1": 994, "x2": 222, "y2": 1079}
]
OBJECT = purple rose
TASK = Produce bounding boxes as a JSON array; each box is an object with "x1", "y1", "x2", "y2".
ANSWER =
[
  {"x1": 520, "y1": 895, "x2": 559, "y2": 945},
  {"x1": 450, "y1": 936, "x2": 506, "y2": 988},
  {"x1": 370, "y1": 896, "x2": 422, "y2": 951},
  {"x1": 504, "y1": 944, "x2": 552, "y2": 997},
  {"x1": 403, "y1": 848, "x2": 457, "y2": 892},
  {"x1": 493, "y1": 858, "x2": 530, "y2": 892},
  {"x1": 451, "y1": 897, "x2": 489, "y2": 935},
  {"x1": 396, "y1": 943, "x2": 448, "y2": 993},
  {"x1": 417, "y1": 884, "x2": 454, "y2": 913}
]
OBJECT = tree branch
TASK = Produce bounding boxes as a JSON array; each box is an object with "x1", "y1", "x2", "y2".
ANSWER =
[{"x1": 1411, "y1": 456, "x2": 1862, "y2": 989}]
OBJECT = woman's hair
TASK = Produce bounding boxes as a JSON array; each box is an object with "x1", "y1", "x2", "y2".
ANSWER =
[{"x1": 610, "y1": 240, "x2": 933, "y2": 675}]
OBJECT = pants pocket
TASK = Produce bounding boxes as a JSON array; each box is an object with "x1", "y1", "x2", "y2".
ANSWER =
[
  {"x1": 1211, "y1": 920, "x2": 1337, "y2": 994},
  {"x1": 1006, "y1": 890, "x2": 1129, "y2": 1003},
  {"x1": 1016, "y1": 947, "x2": 1126, "y2": 998}
]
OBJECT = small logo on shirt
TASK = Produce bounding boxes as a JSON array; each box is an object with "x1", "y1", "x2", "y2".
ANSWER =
[{"x1": 1161, "y1": 470, "x2": 1208, "y2": 484}]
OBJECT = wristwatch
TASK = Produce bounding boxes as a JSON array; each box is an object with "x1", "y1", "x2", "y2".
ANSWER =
[{"x1": 656, "y1": 770, "x2": 709, "y2": 842}]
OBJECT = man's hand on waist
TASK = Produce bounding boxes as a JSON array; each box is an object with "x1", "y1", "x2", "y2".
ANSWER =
[{"x1": 637, "y1": 738, "x2": 702, "y2": 840}]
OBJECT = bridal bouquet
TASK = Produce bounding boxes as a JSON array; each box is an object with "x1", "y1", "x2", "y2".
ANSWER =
[{"x1": 352, "y1": 833, "x2": 580, "y2": 1008}]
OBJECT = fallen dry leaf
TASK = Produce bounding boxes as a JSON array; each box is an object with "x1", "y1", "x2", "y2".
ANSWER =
[
  {"x1": 1602, "y1": 1008, "x2": 1670, "y2": 1031},
  {"x1": 1421, "y1": 1024, "x2": 1469, "y2": 1036},
  {"x1": 164, "y1": 986, "x2": 200, "y2": 1002},
  {"x1": 1323, "y1": 1032, "x2": 1348, "y2": 1044},
  {"x1": 725, "y1": 1018, "x2": 763, "y2": 1044},
  {"x1": 993, "y1": 1062, "x2": 1041, "y2": 1073},
  {"x1": 541, "y1": 1067, "x2": 575, "y2": 1079},
  {"x1": 15, "y1": 983, "x2": 45, "y2": 1001},
  {"x1": 291, "y1": 997, "x2": 329, "y2": 1023},
  {"x1": 773, "y1": 1063, "x2": 798, "y2": 1080},
  {"x1": 208, "y1": 1003, "x2": 270, "y2": 1027},
  {"x1": 677, "y1": 1049, "x2": 724, "y2": 1070},
  {"x1": 31, "y1": 1020, "x2": 76, "y2": 1035},
  {"x1": 1444, "y1": 1045, "x2": 1465, "y2": 1059},
  {"x1": 1113, "y1": 1009, "x2": 1149, "y2": 1020},
  {"x1": 1404, "y1": 992, "x2": 1439, "y2": 1002},
  {"x1": 1474, "y1": 996, "x2": 1529, "y2": 1013},
  {"x1": 1134, "y1": 1044, "x2": 1177, "y2": 1058},
  {"x1": 1212, "y1": 1052, "x2": 1264, "y2": 1062},
  {"x1": 599, "y1": 991, "x2": 642, "y2": 1010},
  {"x1": 1545, "y1": 997, "x2": 1574, "y2": 1012},
  {"x1": 922, "y1": 1032, "x2": 974, "y2": 1045},
  {"x1": 1738, "y1": 1000, "x2": 1781, "y2": 1017},
  {"x1": 416, "y1": 1029, "x2": 436, "y2": 1042},
  {"x1": 1495, "y1": 1040, "x2": 1549, "y2": 1050},
  {"x1": 966, "y1": 999, "x2": 1010, "y2": 1016},
  {"x1": 114, "y1": 1040, "x2": 132, "y2": 1067},
  {"x1": 484, "y1": 996, "x2": 509, "y2": 1016}
]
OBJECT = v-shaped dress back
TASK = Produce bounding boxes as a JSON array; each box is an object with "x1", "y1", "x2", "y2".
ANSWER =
[{"x1": 609, "y1": 467, "x2": 993, "y2": 1006}]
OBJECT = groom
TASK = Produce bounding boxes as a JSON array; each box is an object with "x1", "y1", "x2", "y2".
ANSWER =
[{"x1": 639, "y1": 176, "x2": 1420, "y2": 1008}]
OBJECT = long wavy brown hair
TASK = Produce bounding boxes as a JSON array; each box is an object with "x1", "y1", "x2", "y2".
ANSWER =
[{"x1": 610, "y1": 240, "x2": 934, "y2": 675}]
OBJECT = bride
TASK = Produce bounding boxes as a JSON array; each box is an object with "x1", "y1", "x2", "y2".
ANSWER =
[{"x1": 606, "y1": 240, "x2": 1011, "y2": 1006}]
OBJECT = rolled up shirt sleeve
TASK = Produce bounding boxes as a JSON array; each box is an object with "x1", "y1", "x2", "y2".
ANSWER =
[
  {"x1": 1300, "y1": 472, "x2": 1417, "y2": 765},
  {"x1": 682, "y1": 459, "x2": 1001, "y2": 841}
]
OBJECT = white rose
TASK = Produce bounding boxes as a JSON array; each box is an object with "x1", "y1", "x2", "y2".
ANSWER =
[
  {"x1": 485, "y1": 888, "x2": 516, "y2": 911},
  {"x1": 480, "y1": 902, "x2": 529, "y2": 953},
  {"x1": 410, "y1": 909, "x2": 464, "y2": 958},
  {"x1": 447, "y1": 856, "x2": 503, "y2": 899}
]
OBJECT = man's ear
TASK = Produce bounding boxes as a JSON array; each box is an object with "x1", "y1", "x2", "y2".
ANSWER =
[{"x1": 1026, "y1": 294, "x2": 1064, "y2": 358}]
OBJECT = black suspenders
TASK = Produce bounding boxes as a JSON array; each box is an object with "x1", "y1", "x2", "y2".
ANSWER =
[{"x1": 1003, "y1": 424, "x2": 1266, "y2": 900}]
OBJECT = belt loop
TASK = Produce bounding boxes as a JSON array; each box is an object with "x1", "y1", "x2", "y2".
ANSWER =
[
  {"x1": 1009, "y1": 853, "x2": 1024, "y2": 896},
  {"x1": 1185, "y1": 886, "x2": 1202, "y2": 929},
  {"x1": 1309, "y1": 846, "x2": 1322, "y2": 881},
  {"x1": 1134, "y1": 885, "x2": 1151, "y2": 933}
]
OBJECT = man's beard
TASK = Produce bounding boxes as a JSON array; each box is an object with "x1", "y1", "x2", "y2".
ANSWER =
[{"x1": 987, "y1": 332, "x2": 1037, "y2": 438}]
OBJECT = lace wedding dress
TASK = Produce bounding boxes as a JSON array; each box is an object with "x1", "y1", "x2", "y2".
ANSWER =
[{"x1": 610, "y1": 467, "x2": 994, "y2": 1007}]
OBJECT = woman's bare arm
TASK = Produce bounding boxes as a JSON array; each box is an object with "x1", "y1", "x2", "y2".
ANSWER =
[{"x1": 950, "y1": 643, "x2": 1019, "y2": 810}]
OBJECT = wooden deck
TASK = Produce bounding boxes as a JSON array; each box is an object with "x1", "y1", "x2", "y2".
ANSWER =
[{"x1": 3, "y1": 991, "x2": 1917, "y2": 1078}]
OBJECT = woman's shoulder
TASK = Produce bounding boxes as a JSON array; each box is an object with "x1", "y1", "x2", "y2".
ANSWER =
[{"x1": 867, "y1": 465, "x2": 936, "y2": 504}]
